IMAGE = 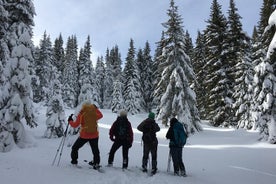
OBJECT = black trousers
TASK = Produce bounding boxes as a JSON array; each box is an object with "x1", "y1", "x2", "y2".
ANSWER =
[
  {"x1": 142, "y1": 141, "x2": 158, "y2": 169},
  {"x1": 71, "y1": 137, "x2": 100, "y2": 165},
  {"x1": 108, "y1": 140, "x2": 129, "y2": 168},
  {"x1": 170, "y1": 147, "x2": 185, "y2": 173}
]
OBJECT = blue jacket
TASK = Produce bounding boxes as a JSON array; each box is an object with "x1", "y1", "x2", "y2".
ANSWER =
[{"x1": 166, "y1": 121, "x2": 187, "y2": 148}]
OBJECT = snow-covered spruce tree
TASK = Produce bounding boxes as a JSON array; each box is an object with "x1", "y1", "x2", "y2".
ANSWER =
[
  {"x1": 193, "y1": 31, "x2": 207, "y2": 120},
  {"x1": 33, "y1": 31, "x2": 55, "y2": 103},
  {"x1": 138, "y1": 41, "x2": 154, "y2": 112},
  {"x1": 53, "y1": 34, "x2": 65, "y2": 81},
  {"x1": 123, "y1": 38, "x2": 143, "y2": 114},
  {"x1": 184, "y1": 30, "x2": 194, "y2": 60},
  {"x1": 78, "y1": 36, "x2": 97, "y2": 105},
  {"x1": 0, "y1": 0, "x2": 37, "y2": 152},
  {"x1": 251, "y1": 0, "x2": 276, "y2": 143},
  {"x1": 152, "y1": 31, "x2": 166, "y2": 109},
  {"x1": 103, "y1": 48, "x2": 113, "y2": 109},
  {"x1": 203, "y1": 0, "x2": 230, "y2": 127},
  {"x1": 95, "y1": 56, "x2": 105, "y2": 108},
  {"x1": 136, "y1": 48, "x2": 147, "y2": 111},
  {"x1": 110, "y1": 45, "x2": 122, "y2": 81},
  {"x1": 111, "y1": 79, "x2": 124, "y2": 113},
  {"x1": 0, "y1": 0, "x2": 12, "y2": 152},
  {"x1": 44, "y1": 79, "x2": 65, "y2": 138},
  {"x1": 226, "y1": 0, "x2": 253, "y2": 127},
  {"x1": 62, "y1": 35, "x2": 79, "y2": 108},
  {"x1": 255, "y1": 8, "x2": 276, "y2": 144},
  {"x1": 155, "y1": 0, "x2": 201, "y2": 132}
]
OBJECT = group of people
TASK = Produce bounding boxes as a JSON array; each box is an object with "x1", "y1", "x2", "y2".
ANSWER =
[{"x1": 67, "y1": 102, "x2": 187, "y2": 176}]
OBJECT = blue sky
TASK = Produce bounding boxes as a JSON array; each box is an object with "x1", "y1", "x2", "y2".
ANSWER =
[{"x1": 33, "y1": 0, "x2": 263, "y2": 63}]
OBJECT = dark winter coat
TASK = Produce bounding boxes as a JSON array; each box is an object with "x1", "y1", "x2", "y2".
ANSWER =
[
  {"x1": 137, "y1": 118, "x2": 160, "y2": 144},
  {"x1": 166, "y1": 121, "x2": 187, "y2": 148},
  {"x1": 109, "y1": 116, "x2": 133, "y2": 146}
]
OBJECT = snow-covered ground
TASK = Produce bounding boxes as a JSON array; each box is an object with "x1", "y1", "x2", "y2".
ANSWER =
[{"x1": 1, "y1": 105, "x2": 276, "y2": 184}]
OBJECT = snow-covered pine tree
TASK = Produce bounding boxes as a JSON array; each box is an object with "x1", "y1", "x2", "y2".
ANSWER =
[
  {"x1": 256, "y1": 7, "x2": 276, "y2": 144},
  {"x1": 62, "y1": 35, "x2": 79, "y2": 108},
  {"x1": 0, "y1": 0, "x2": 37, "y2": 152},
  {"x1": 142, "y1": 41, "x2": 154, "y2": 111},
  {"x1": 155, "y1": 0, "x2": 201, "y2": 132},
  {"x1": 136, "y1": 48, "x2": 147, "y2": 111},
  {"x1": 78, "y1": 36, "x2": 96, "y2": 105},
  {"x1": 184, "y1": 30, "x2": 194, "y2": 60},
  {"x1": 251, "y1": 0, "x2": 276, "y2": 143},
  {"x1": 152, "y1": 31, "x2": 166, "y2": 110},
  {"x1": 33, "y1": 31, "x2": 55, "y2": 103},
  {"x1": 53, "y1": 34, "x2": 65, "y2": 79},
  {"x1": 193, "y1": 31, "x2": 207, "y2": 120},
  {"x1": 226, "y1": 0, "x2": 253, "y2": 127},
  {"x1": 95, "y1": 56, "x2": 105, "y2": 108},
  {"x1": 111, "y1": 79, "x2": 124, "y2": 113},
  {"x1": 44, "y1": 79, "x2": 65, "y2": 138},
  {"x1": 123, "y1": 38, "x2": 143, "y2": 114},
  {"x1": 110, "y1": 45, "x2": 122, "y2": 81},
  {"x1": 203, "y1": 0, "x2": 229, "y2": 127},
  {"x1": 103, "y1": 48, "x2": 113, "y2": 109}
]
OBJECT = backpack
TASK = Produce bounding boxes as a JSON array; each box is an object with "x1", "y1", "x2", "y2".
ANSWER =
[
  {"x1": 81, "y1": 104, "x2": 97, "y2": 133},
  {"x1": 115, "y1": 117, "x2": 128, "y2": 139}
]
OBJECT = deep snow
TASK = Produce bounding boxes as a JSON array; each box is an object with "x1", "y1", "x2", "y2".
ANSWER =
[{"x1": 1, "y1": 104, "x2": 276, "y2": 184}]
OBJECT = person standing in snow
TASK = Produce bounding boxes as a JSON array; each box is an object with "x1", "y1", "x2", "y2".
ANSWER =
[
  {"x1": 68, "y1": 102, "x2": 103, "y2": 169},
  {"x1": 137, "y1": 112, "x2": 160, "y2": 175},
  {"x1": 108, "y1": 110, "x2": 133, "y2": 169},
  {"x1": 166, "y1": 117, "x2": 187, "y2": 176}
]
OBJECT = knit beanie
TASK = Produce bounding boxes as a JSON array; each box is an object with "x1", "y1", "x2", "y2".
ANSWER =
[{"x1": 148, "y1": 112, "x2": 155, "y2": 119}]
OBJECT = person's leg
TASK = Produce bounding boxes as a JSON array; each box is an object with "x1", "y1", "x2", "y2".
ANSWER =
[
  {"x1": 151, "y1": 142, "x2": 158, "y2": 173},
  {"x1": 142, "y1": 143, "x2": 150, "y2": 171},
  {"x1": 170, "y1": 147, "x2": 180, "y2": 175},
  {"x1": 179, "y1": 148, "x2": 186, "y2": 176},
  {"x1": 108, "y1": 141, "x2": 121, "y2": 165},
  {"x1": 88, "y1": 138, "x2": 100, "y2": 166},
  {"x1": 122, "y1": 142, "x2": 129, "y2": 168},
  {"x1": 71, "y1": 137, "x2": 87, "y2": 164}
]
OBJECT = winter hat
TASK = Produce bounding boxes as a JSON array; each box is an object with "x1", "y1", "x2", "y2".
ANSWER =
[
  {"x1": 119, "y1": 110, "x2": 128, "y2": 117},
  {"x1": 170, "y1": 117, "x2": 178, "y2": 126},
  {"x1": 148, "y1": 112, "x2": 155, "y2": 119}
]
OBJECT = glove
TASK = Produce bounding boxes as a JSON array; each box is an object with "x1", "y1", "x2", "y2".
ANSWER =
[
  {"x1": 68, "y1": 114, "x2": 73, "y2": 121},
  {"x1": 110, "y1": 135, "x2": 115, "y2": 142}
]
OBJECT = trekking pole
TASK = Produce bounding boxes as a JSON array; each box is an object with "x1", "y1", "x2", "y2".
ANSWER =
[
  {"x1": 167, "y1": 150, "x2": 171, "y2": 172},
  {"x1": 52, "y1": 119, "x2": 70, "y2": 166},
  {"x1": 148, "y1": 154, "x2": 151, "y2": 172}
]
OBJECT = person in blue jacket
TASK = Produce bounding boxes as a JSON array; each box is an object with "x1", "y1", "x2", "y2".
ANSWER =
[{"x1": 166, "y1": 117, "x2": 187, "y2": 176}]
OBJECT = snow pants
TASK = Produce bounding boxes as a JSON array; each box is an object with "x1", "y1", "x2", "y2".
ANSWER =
[
  {"x1": 170, "y1": 147, "x2": 186, "y2": 174},
  {"x1": 71, "y1": 137, "x2": 100, "y2": 165},
  {"x1": 108, "y1": 139, "x2": 130, "y2": 168},
  {"x1": 142, "y1": 141, "x2": 158, "y2": 170}
]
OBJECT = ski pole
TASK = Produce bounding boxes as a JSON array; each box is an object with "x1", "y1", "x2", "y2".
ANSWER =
[
  {"x1": 52, "y1": 120, "x2": 70, "y2": 166},
  {"x1": 167, "y1": 150, "x2": 171, "y2": 172}
]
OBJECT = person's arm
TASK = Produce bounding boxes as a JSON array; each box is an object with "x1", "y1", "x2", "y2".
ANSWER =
[
  {"x1": 128, "y1": 122, "x2": 134, "y2": 144},
  {"x1": 154, "y1": 122, "x2": 160, "y2": 132},
  {"x1": 137, "y1": 121, "x2": 145, "y2": 132},
  {"x1": 69, "y1": 113, "x2": 81, "y2": 128},
  {"x1": 109, "y1": 121, "x2": 116, "y2": 141},
  {"x1": 96, "y1": 108, "x2": 103, "y2": 120}
]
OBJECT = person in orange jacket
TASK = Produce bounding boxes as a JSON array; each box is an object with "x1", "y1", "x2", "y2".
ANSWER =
[{"x1": 68, "y1": 102, "x2": 103, "y2": 169}]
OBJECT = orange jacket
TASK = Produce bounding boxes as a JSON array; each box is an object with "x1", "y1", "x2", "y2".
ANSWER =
[{"x1": 69, "y1": 106, "x2": 103, "y2": 139}]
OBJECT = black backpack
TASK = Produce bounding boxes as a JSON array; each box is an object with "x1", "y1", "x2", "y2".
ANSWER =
[{"x1": 115, "y1": 117, "x2": 128, "y2": 139}]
